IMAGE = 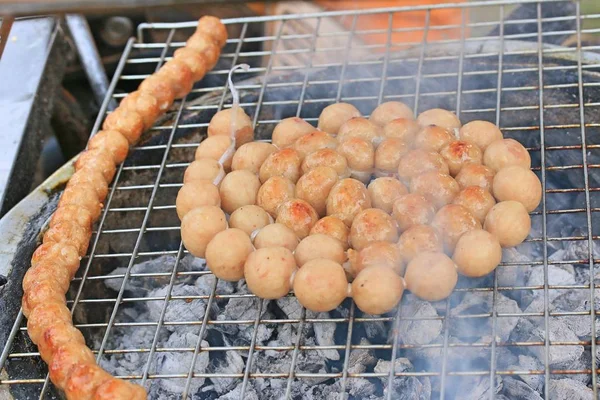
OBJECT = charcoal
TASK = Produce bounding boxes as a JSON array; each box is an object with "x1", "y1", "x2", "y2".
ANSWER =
[
  {"x1": 547, "y1": 379, "x2": 595, "y2": 400},
  {"x1": 104, "y1": 255, "x2": 178, "y2": 294},
  {"x1": 453, "y1": 376, "x2": 502, "y2": 400},
  {"x1": 507, "y1": 355, "x2": 544, "y2": 392},
  {"x1": 502, "y1": 377, "x2": 543, "y2": 400},
  {"x1": 397, "y1": 298, "x2": 442, "y2": 345},
  {"x1": 346, "y1": 378, "x2": 377, "y2": 398},
  {"x1": 383, "y1": 375, "x2": 432, "y2": 400},
  {"x1": 209, "y1": 350, "x2": 246, "y2": 394},
  {"x1": 146, "y1": 283, "x2": 206, "y2": 330},
  {"x1": 216, "y1": 297, "x2": 275, "y2": 345},
  {"x1": 194, "y1": 273, "x2": 236, "y2": 296},
  {"x1": 217, "y1": 382, "x2": 259, "y2": 400},
  {"x1": 526, "y1": 265, "x2": 576, "y2": 302},
  {"x1": 312, "y1": 312, "x2": 339, "y2": 361},
  {"x1": 347, "y1": 338, "x2": 377, "y2": 374},
  {"x1": 276, "y1": 296, "x2": 305, "y2": 320},
  {"x1": 373, "y1": 357, "x2": 413, "y2": 384},
  {"x1": 365, "y1": 318, "x2": 387, "y2": 342},
  {"x1": 99, "y1": 325, "x2": 155, "y2": 377}
]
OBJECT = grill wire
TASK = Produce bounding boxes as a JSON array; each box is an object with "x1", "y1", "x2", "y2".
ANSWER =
[{"x1": 2, "y1": 0, "x2": 600, "y2": 398}]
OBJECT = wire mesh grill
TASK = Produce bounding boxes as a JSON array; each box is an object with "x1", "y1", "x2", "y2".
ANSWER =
[{"x1": 2, "y1": 0, "x2": 600, "y2": 398}]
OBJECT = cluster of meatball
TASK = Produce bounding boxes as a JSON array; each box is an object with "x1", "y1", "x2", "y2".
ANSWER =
[
  {"x1": 179, "y1": 100, "x2": 541, "y2": 315},
  {"x1": 22, "y1": 16, "x2": 228, "y2": 400}
]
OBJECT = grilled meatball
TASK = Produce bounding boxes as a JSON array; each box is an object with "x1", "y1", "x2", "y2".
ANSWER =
[
  {"x1": 207, "y1": 107, "x2": 254, "y2": 148},
  {"x1": 50, "y1": 205, "x2": 93, "y2": 230},
  {"x1": 492, "y1": 166, "x2": 542, "y2": 212},
  {"x1": 293, "y1": 259, "x2": 348, "y2": 312},
  {"x1": 101, "y1": 108, "x2": 144, "y2": 145},
  {"x1": 410, "y1": 171, "x2": 460, "y2": 209},
  {"x1": 309, "y1": 216, "x2": 350, "y2": 250},
  {"x1": 453, "y1": 229, "x2": 502, "y2": 277},
  {"x1": 337, "y1": 117, "x2": 383, "y2": 146},
  {"x1": 301, "y1": 148, "x2": 350, "y2": 178},
  {"x1": 292, "y1": 130, "x2": 337, "y2": 159},
  {"x1": 173, "y1": 47, "x2": 208, "y2": 81},
  {"x1": 244, "y1": 247, "x2": 297, "y2": 299},
  {"x1": 181, "y1": 206, "x2": 228, "y2": 258},
  {"x1": 455, "y1": 162, "x2": 495, "y2": 191},
  {"x1": 397, "y1": 149, "x2": 449, "y2": 183},
  {"x1": 138, "y1": 74, "x2": 175, "y2": 112},
  {"x1": 404, "y1": 252, "x2": 458, "y2": 301},
  {"x1": 219, "y1": 170, "x2": 261, "y2": 214},
  {"x1": 74, "y1": 149, "x2": 117, "y2": 183},
  {"x1": 156, "y1": 59, "x2": 194, "y2": 99},
  {"x1": 439, "y1": 140, "x2": 483, "y2": 176},
  {"x1": 175, "y1": 180, "x2": 221, "y2": 220},
  {"x1": 336, "y1": 137, "x2": 374, "y2": 183},
  {"x1": 186, "y1": 32, "x2": 221, "y2": 69},
  {"x1": 458, "y1": 120, "x2": 503, "y2": 150},
  {"x1": 48, "y1": 344, "x2": 96, "y2": 390},
  {"x1": 26, "y1": 301, "x2": 72, "y2": 344},
  {"x1": 58, "y1": 183, "x2": 103, "y2": 220},
  {"x1": 64, "y1": 364, "x2": 112, "y2": 400},
  {"x1": 295, "y1": 166, "x2": 339, "y2": 216},
  {"x1": 417, "y1": 108, "x2": 461, "y2": 130},
  {"x1": 38, "y1": 320, "x2": 85, "y2": 363},
  {"x1": 317, "y1": 103, "x2": 361, "y2": 135},
  {"x1": 259, "y1": 148, "x2": 302, "y2": 183},
  {"x1": 23, "y1": 259, "x2": 72, "y2": 293},
  {"x1": 392, "y1": 193, "x2": 436, "y2": 232},
  {"x1": 397, "y1": 224, "x2": 443, "y2": 264},
  {"x1": 374, "y1": 138, "x2": 410, "y2": 177},
  {"x1": 231, "y1": 142, "x2": 277, "y2": 174},
  {"x1": 369, "y1": 101, "x2": 413, "y2": 126},
  {"x1": 256, "y1": 176, "x2": 296, "y2": 217},
  {"x1": 350, "y1": 208, "x2": 399, "y2": 251},
  {"x1": 483, "y1": 138, "x2": 531, "y2": 172},
  {"x1": 195, "y1": 136, "x2": 234, "y2": 171},
  {"x1": 31, "y1": 242, "x2": 80, "y2": 276},
  {"x1": 383, "y1": 118, "x2": 420, "y2": 144},
  {"x1": 253, "y1": 223, "x2": 299, "y2": 252},
  {"x1": 229, "y1": 205, "x2": 272, "y2": 236},
  {"x1": 276, "y1": 199, "x2": 319, "y2": 239},
  {"x1": 351, "y1": 266, "x2": 404, "y2": 315},
  {"x1": 22, "y1": 280, "x2": 67, "y2": 318},
  {"x1": 295, "y1": 234, "x2": 346, "y2": 267},
  {"x1": 431, "y1": 204, "x2": 481, "y2": 253},
  {"x1": 452, "y1": 186, "x2": 496, "y2": 223},
  {"x1": 92, "y1": 379, "x2": 147, "y2": 400},
  {"x1": 205, "y1": 228, "x2": 254, "y2": 281},
  {"x1": 368, "y1": 177, "x2": 408, "y2": 214},
  {"x1": 326, "y1": 178, "x2": 372, "y2": 226},
  {"x1": 196, "y1": 15, "x2": 228, "y2": 47},
  {"x1": 184, "y1": 158, "x2": 225, "y2": 185},
  {"x1": 272, "y1": 117, "x2": 315, "y2": 148},
  {"x1": 347, "y1": 241, "x2": 404, "y2": 277},
  {"x1": 119, "y1": 90, "x2": 161, "y2": 129},
  {"x1": 87, "y1": 130, "x2": 129, "y2": 164},
  {"x1": 484, "y1": 200, "x2": 531, "y2": 247},
  {"x1": 68, "y1": 169, "x2": 109, "y2": 201},
  {"x1": 43, "y1": 220, "x2": 92, "y2": 257},
  {"x1": 414, "y1": 125, "x2": 455, "y2": 152}
]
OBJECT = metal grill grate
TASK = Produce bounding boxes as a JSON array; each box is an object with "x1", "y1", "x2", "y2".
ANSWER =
[{"x1": 2, "y1": 0, "x2": 600, "y2": 398}]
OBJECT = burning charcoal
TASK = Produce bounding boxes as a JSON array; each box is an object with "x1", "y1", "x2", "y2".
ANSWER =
[
  {"x1": 99, "y1": 326, "x2": 156, "y2": 378},
  {"x1": 209, "y1": 350, "x2": 246, "y2": 394},
  {"x1": 526, "y1": 265, "x2": 576, "y2": 301},
  {"x1": 397, "y1": 298, "x2": 442, "y2": 345},
  {"x1": 452, "y1": 376, "x2": 502, "y2": 400},
  {"x1": 347, "y1": 338, "x2": 377, "y2": 374},
  {"x1": 104, "y1": 255, "x2": 180, "y2": 295},
  {"x1": 276, "y1": 296, "x2": 304, "y2": 320},
  {"x1": 547, "y1": 378, "x2": 595, "y2": 400},
  {"x1": 146, "y1": 283, "x2": 206, "y2": 330},
  {"x1": 502, "y1": 377, "x2": 543, "y2": 400},
  {"x1": 383, "y1": 375, "x2": 432, "y2": 400},
  {"x1": 346, "y1": 378, "x2": 377, "y2": 398},
  {"x1": 507, "y1": 355, "x2": 544, "y2": 392},
  {"x1": 313, "y1": 313, "x2": 339, "y2": 361},
  {"x1": 498, "y1": 248, "x2": 533, "y2": 291},
  {"x1": 217, "y1": 382, "x2": 259, "y2": 400},
  {"x1": 194, "y1": 272, "x2": 236, "y2": 296},
  {"x1": 374, "y1": 357, "x2": 413, "y2": 384},
  {"x1": 216, "y1": 297, "x2": 275, "y2": 345}
]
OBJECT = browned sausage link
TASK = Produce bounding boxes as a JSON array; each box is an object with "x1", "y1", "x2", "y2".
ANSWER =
[
  {"x1": 155, "y1": 59, "x2": 194, "y2": 99},
  {"x1": 93, "y1": 378, "x2": 147, "y2": 400},
  {"x1": 74, "y1": 149, "x2": 117, "y2": 183},
  {"x1": 22, "y1": 280, "x2": 67, "y2": 318},
  {"x1": 38, "y1": 320, "x2": 86, "y2": 363},
  {"x1": 68, "y1": 169, "x2": 110, "y2": 201},
  {"x1": 26, "y1": 302, "x2": 72, "y2": 344},
  {"x1": 196, "y1": 15, "x2": 228, "y2": 48},
  {"x1": 119, "y1": 91, "x2": 161, "y2": 130},
  {"x1": 185, "y1": 32, "x2": 221, "y2": 70},
  {"x1": 43, "y1": 220, "x2": 92, "y2": 257},
  {"x1": 49, "y1": 343, "x2": 96, "y2": 390},
  {"x1": 65, "y1": 364, "x2": 113, "y2": 400},
  {"x1": 101, "y1": 108, "x2": 144, "y2": 145},
  {"x1": 50, "y1": 204, "x2": 94, "y2": 231},
  {"x1": 31, "y1": 242, "x2": 81, "y2": 276},
  {"x1": 57, "y1": 183, "x2": 103, "y2": 221},
  {"x1": 138, "y1": 75, "x2": 175, "y2": 113},
  {"x1": 87, "y1": 130, "x2": 130, "y2": 164}
]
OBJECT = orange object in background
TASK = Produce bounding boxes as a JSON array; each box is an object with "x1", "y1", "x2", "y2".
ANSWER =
[{"x1": 249, "y1": 0, "x2": 468, "y2": 46}]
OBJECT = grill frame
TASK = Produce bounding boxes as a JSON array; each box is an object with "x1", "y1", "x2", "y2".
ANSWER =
[{"x1": 1, "y1": 0, "x2": 600, "y2": 398}]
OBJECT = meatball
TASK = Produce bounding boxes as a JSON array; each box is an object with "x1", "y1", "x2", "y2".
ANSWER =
[
  {"x1": 404, "y1": 252, "x2": 458, "y2": 301},
  {"x1": 43, "y1": 220, "x2": 92, "y2": 257},
  {"x1": 272, "y1": 117, "x2": 315, "y2": 149},
  {"x1": 138, "y1": 74, "x2": 175, "y2": 112},
  {"x1": 58, "y1": 183, "x2": 103, "y2": 220},
  {"x1": 253, "y1": 223, "x2": 299, "y2": 251},
  {"x1": 173, "y1": 47, "x2": 208, "y2": 81},
  {"x1": 219, "y1": 170, "x2": 261, "y2": 214},
  {"x1": 336, "y1": 138, "x2": 374, "y2": 183},
  {"x1": 295, "y1": 166, "x2": 339, "y2": 216},
  {"x1": 397, "y1": 149, "x2": 449, "y2": 183},
  {"x1": 292, "y1": 130, "x2": 337, "y2": 159},
  {"x1": 196, "y1": 15, "x2": 228, "y2": 47},
  {"x1": 22, "y1": 280, "x2": 67, "y2": 318},
  {"x1": 50, "y1": 204, "x2": 93, "y2": 230},
  {"x1": 195, "y1": 135, "x2": 234, "y2": 171},
  {"x1": 231, "y1": 142, "x2": 277, "y2": 174},
  {"x1": 374, "y1": 138, "x2": 410, "y2": 176},
  {"x1": 326, "y1": 178, "x2": 372, "y2": 226},
  {"x1": 207, "y1": 107, "x2": 254, "y2": 148},
  {"x1": 483, "y1": 138, "x2": 531, "y2": 171},
  {"x1": 48, "y1": 343, "x2": 95, "y2": 389},
  {"x1": 68, "y1": 169, "x2": 109, "y2": 201},
  {"x1": 301, "y1": 148, "x2": 350, "y2": 178},
  {"x1": 349, "y1": 208, "x2": 399, "y2": 251},
  {"x1": 23, "y1": 260, "x2": 72, "y2": 293},
  {"x1": 431, "y1": 204, "x2": 481, "y2": 253},
  {"x1": 439, "y1": 140, "x2": 483, "y2": 176},
  {"x1": 276, "y1": 199, "x2": 319, "y2": 239},
  {"x1": 176, "y1": 180, "x2": 220, "y2": 220},
  {"x1": 453, "y1": 229, "x2": 502, "y2": 277},
  {"x1": 452, "y1": 186, "x2": 496, "y2": 223},
  {"x1": 368, "y1": 177, "x2": 408, "y2": 214},
  {"x1": 414, "y1": 125, "x2": 455, "y2": 152},
  {"x1": 383, "y1": 118, "x2": 421, "y2": 145},
  {"x1": 337, "y1": 117, "x2": 383, "y2": 146},
  {"x1": 185, "y1": 32, "x2": 220, "y2": 69},
  {"x1": 244, "y1": 247, "x2": 296, "y2": 299},
  {"x1": 64, "y1": 364, "x2": 112, "y2": 400},
  {"x1": 93, "y1": 378, "x2": 147, "y2": 400},
  {"x1": 293, "y1": 259, "x2": 348, "y2": 312},
  {"x1": 455, "y1": 162, "x2": 495, "y2": 191},
  {"x1": 256, "y1": 176, "x2": 296, "y2": 217},
  {"x1": 417, "y1": 108, "x2": 461, "y2": 130},
  {"x1": 87, "y1": 130, "x2": 129, "y2": 164},
  {"x1": 458, "y1": 120, "x2": 503, "y2": 150},
  {"x1": 155, "y1": 59, "x2": 193, "y2": 99},
  {"x1": 74, "y1": 148, "x2": 117, "y2": 183},
  {"x1": 492, "y1": 166, "x2": 542, "y2": 212},
  {"x1": 317, "y1": 103, "x2": 361, "y2": 135},
  {"x1": 184, "y1": 158, "x2": 225, "y2": 185},
  {"x1": 259, "y1": 148, "x2": 302, "y2": 184},
  {"x1": 309, "y1": 216, "x2": 350, "y2": 250},
  {"x1": 271, "y1": 117, "x2": 315, "y2": 149},
  {"x1": 347, "y1": 241, "x2": 404, "y2": 277},
  {"x1": 484, "y1": 201, "x2": 531, "y2": 247},
  {"x1": 397, "y1": 224, "x2": 443, "y2": 264},
  {"x1": 410, "y1": 171, "x2": 460, "y2": 209},
  {"x1": 351, "y1": 266, "x2": 404, "y2": 314},
  {"x1": 295, "y1": 234, "x2": 346, "y2": 267},
  {"x1": 38, "y1": 320, "x2": 85, "y2": 363},
  {"x1": 229, "y1": 205, "x2": 272, "y2": 236},
  {"x1": 391, "y1": 193, "x2": 436, "y2": 232},
  {"x1": 119, "y1": 90, "x2": 161, "y2": 129},
  {"x1": 101, "y1": 108, "x2": 144, "y2": 145},
  {"x1": 31, "y1": 242, "x2": 80, "y2": 277},
  {"x1": 205, "y1": 228, "x2": 254, "y2": 281},
  {"x1": 369, "y1": 101, "x2": 413, "y2": 126},
  {"x1": 25, "y1": 302, "x2": 72, "y2": 344},
  {"x1": 180, "y1": 206, "x2": 228, "y2": 258}
]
